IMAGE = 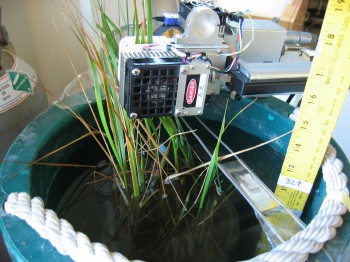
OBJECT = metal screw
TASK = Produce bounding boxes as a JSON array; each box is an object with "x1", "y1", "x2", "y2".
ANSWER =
[
  {"x1": 181, "y1": 68, "x2": 188, "y2": 74},
  {"x1": 131, "y1": 68, "x2": 141, "y2": 76},
  {"x1": 129, "y1": 112, "x2": 138, "y2": 118},
  {"x1": 236, "y1": 64, "x2": 241, "y2": 73},
  {"x1": 230, "y1": 91, "x2": 237, "y2": 100}
]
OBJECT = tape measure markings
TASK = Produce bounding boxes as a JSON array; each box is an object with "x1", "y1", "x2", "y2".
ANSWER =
[{"x1": 276, "y1": 0, "x2": 350, "y2": 212}]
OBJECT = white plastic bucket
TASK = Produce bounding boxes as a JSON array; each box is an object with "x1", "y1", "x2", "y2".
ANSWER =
[{"x1": 0, "y1": 50, "x2": 47, "y2": 158}]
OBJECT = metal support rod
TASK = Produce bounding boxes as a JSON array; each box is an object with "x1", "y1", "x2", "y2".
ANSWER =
[{"x1": 180, "y1": 116, "x2": 306, "y2": 246}]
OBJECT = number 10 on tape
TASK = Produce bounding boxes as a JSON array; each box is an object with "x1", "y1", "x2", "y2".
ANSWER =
[{"x1": 275, "y1": 0, "x2": 350, "y2": 214}]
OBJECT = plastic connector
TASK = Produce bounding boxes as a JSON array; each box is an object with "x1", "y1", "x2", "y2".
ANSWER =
[{"x1": 163, "y1": 13, "x2": 179, "y2": 26}]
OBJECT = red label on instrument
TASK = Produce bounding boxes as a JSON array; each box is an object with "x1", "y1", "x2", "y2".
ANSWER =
[{"x1": 186, "y1": 78, "x2": 197, "y2": 105}]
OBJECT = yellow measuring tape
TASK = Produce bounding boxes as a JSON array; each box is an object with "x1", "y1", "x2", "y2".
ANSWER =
[{"x1": 275, "y1": 0, "x2": 350, "y2": 214}]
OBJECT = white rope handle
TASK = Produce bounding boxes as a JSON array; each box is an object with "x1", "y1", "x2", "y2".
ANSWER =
[
  {"x1": 4, "y1": 193, "x2": 141, "y2": 262},
  {"x1": 3, "y1": 144, "x2": 350, "y2": 262},
  {"x1": 248, "y1": 144, "x2": 349, "y2": 261}
]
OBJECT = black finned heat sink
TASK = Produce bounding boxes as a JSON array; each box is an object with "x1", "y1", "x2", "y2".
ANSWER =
[{"x1": 124, "y1": 57, "x2": 184, "y2": 118}]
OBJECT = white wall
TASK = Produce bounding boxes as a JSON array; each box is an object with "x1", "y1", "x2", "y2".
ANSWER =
[
  {"x1": 81, "y1": 0, "x2": 178, "y2": 36},
  {"x1": 333, "y1": 92, "x2": 350, "y2": 161},
  {"x1": 0, "y1": 0, "x2": 179, "y2": 104},
  {"x1": 1, "y1": 0, "x2": 88, "y2": 104}
]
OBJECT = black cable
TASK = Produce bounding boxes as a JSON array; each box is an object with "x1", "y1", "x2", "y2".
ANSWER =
[
  {"x1": 286, "y1": 94, "x2": 295, "y2": 104},
  {"x1": 153, "y1": 16, "x2": 164, "y2": 22}
]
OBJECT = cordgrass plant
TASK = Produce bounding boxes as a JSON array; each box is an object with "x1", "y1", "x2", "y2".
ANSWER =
[
  {"x1": 66, "y1": 0, "x2": 193, "y2": 203},
  {"x1": 56, "y1": 0, "x2": 254, "y2": 260}
]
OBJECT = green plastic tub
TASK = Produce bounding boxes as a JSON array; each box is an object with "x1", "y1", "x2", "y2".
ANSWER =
[{"x1": 1, "y1": 93, "x2": 350, "y2": 261}]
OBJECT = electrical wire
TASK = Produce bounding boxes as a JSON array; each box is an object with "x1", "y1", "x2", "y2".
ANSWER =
[
  {"x1": 224, "y1": 14, "x2": 255, "y2": 56},
  {"x1": 170, "y1": 45, "x2": 204, "y2": 64},
  {"x1": 170, "y1": 45, "x2": 186, "y2": 57},
  {"x1": 169, "y1": 10, "x2": 253, "y2": 73},
  {"x1": 210, "y1": 18, "x2": 242, "y2": 73}
]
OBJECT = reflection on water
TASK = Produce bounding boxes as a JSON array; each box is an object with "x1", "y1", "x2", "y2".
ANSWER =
[{"x1": 48, "y1": 119, "x2": 283, "y2": 261}]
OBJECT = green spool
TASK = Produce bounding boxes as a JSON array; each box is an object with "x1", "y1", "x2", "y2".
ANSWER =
[{"x1": 1, "y1": 92, "x2": 350, "y2": 261}]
